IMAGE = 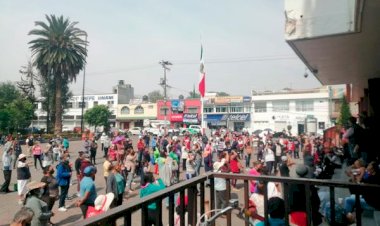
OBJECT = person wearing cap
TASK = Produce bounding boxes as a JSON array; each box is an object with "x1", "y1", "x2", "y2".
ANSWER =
[
  {"x1": 287, "y1": 164, "x2": 322, "y2": 226},
  {"x1": 24, "y1": 181, "x2": 52, "y2": 226},
  {"x1": 17, "y1": 154, "x2": 31, "y2": 204},
  {"x1": 1, "y1": 143, "x2": 13, "y2": 193},
  {"x1": 76, "y1": 166, "x2": 97, "y2": 218},
  {"x1": 56, "y1": 154, "x2": 72, "y2": 212}
]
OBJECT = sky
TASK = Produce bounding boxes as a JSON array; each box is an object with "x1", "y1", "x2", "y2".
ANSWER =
[{"x1": 0, "y1": 0, "x2": 321, "y2": 98}]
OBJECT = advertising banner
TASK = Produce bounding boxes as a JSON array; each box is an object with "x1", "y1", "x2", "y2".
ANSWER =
[
  {"x1": 170, "y1": 114, "x2": 183, "y2": 122},
  {"x1": 183, "y1": 113, "x2": 199, "y2": 123}
]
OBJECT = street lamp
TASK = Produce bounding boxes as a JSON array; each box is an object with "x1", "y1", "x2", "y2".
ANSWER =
[
  {"x1": 80, "y1": 34, "x2": 88, "y2": 134},
  {"x1": 159, "y1": 60, "x2": 172, "y2": 135}
]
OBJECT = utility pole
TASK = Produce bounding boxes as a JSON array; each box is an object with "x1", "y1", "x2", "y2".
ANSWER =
[
  {"x1": 80, "y1": 34, "x2": 88, "y2": 134},
  {"x1": 159, "y1": 60, "x2": 172, "y2": 135}
]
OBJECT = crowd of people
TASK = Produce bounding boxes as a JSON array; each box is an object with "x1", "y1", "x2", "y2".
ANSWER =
[{"x1": 1, "y1": 116, "x2": 380, "y2": 226}]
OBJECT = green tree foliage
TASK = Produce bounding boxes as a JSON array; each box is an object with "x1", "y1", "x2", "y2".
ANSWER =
[
  {"x1": 338, "y1": 96, "x2": 352, "y2": 127},
  {"x1": 29, "y1": 15, "x2": 87, "y2": 134},
  {"x1": 84, "y1": 105, "x2": 112, "y2": 132},
  {"x1": 0, "y1": 82, "x2": 35, "y2": 133},
  {"x1": 148, "y1": 90, "x2": 164, "y2": 103}
]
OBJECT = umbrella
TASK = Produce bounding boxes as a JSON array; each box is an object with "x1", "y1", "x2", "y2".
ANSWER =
[
  {"x1": 253, "y1": 129, "x2": 263, "y2": 135},
  {"x1": 112, "y1": 135, "x2": 125, "y2": 144}
]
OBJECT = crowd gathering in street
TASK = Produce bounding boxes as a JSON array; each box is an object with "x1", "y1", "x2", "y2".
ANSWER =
[{"x1": 1, "y1": 115, "x2": 380, "y2": 226}]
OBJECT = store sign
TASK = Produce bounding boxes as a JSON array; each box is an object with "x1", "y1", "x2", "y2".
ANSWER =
[
  {"x1": 243, "y1": 96, "x2": 251, "y2": 102},
  {"x1": 183, "y1": 113, "x2": 199, "y2": 123},
  {"x1": 223, "y1": 113, "x2": 250, "y2": 121},
  {"x1": 205, "y1": 113, "x2": 250, "y2": 122},
  {"x1": 171, "y1": 99, "x2": 184, "y2": 112},
  {"x1": 214, "y1": 96, "x2": 243, "y2": 104},
  {"x1": 170, "y1": 114, "x2": 183, "y2": 122}
]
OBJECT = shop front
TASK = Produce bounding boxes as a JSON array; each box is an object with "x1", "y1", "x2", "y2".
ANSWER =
[
  {"x1": 183, "y1": 113, "x2": 200, "y2": 125},
  {"x1": 204, "y1": 113, "x2": 250, "y2": 131},
  {"x1": 170, "y1": 113, "x2": 183, "y2": 128}
]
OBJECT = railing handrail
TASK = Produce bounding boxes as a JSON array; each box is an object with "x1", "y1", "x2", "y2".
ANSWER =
[{"x1": 73, "y1": 172, "x2": 380, "y2": 226}]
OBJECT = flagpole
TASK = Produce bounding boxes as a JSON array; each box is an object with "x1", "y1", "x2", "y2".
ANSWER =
[{"x1": 201, "y1": 96, "x2": 205, "y2": 134}]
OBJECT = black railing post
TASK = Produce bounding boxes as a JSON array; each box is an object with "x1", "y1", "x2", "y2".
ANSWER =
[
  {"x1": 155, "y1": 199, "x2": 163, "y2": 226},
  {"x1": 263, "y1": 181, "x2": 269, "y2": 226},
  {"x1": 209, "y1": 176, "x2": 215, "y2": 226},
  {"x1": 329, "y1": 187, "x2": 336, "y2": 226},
  {"x1": 124, "y1": 210, "x2": 131, "y2": 226},
  {"x1": 355, "y1": 193, "x2": 362, "y2": 226},
  {"x1": 305, "y1": 184, "x2": 312, "y2": 226},
  {"x1": 169, "y1": 192, "x2": 175, "y2": 226},
  {"x1": 141, "y1": 204, "x2": 148, "y2": 226},
  {"x1": 188, "y1": 185, "x2": 197, "y2": 226},
  {"x1": 244, "y1": 180, "x2": 250, "y2": 226},
  {"x1": 226, "y1": 178, "x2": 231, "y2": 226},
  {"x1": 283, "y1": 182, "x2": 290, "y2": 226},
  {"x1": 200, "y1": 181, "x2": 205, "y2": 222},
  {"x1": 180, "y1": 189, "x2": 185, "y2": 226}
]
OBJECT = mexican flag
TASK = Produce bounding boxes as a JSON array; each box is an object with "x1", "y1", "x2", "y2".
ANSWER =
[{"x1": 199, "y1": 45, "x2": 206, "y2": 97}]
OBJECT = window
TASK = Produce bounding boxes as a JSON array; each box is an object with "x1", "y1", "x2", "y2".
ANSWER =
[
  {"x1": 121, "y1": 106, "x2": 130, "y2": 114},
  {"x1": 230, "y1": 106, "x2": 243, "y2": 112},
  {"x1": 272, "y1": 101, "x2": 289, "y2": 112},
  {"x1": 107, "y1": 101, "x2": 114, "y2": 107},
  {"x1": 78, "y1": 102, "x2": 87, "y2": 108},
  {"x1": 216, "y1": 106, "x2": 228, "y2": 113},
  {"x1": 76, "y1": 115, "x2": 82, "y2": 120},
  {"x1": 187, "y1": 107, "x2": 198, "y2": 113},
  {"x1": 66, "y1": 102, "x2": 73, "y2": 108},
  {"x1": 39, "y1": 116, "x2": 47, "y2": 120},
  {"x1": 296, "y1": 100, "x2": 314, "y2": 112},
  {"x1": 204, "y1": 107, "x2": 214, "y2": 113},
  {"x1": 93, "y1": 101, "x2": 98, "y2": 107},
  {"x1": 109, "y1": 115, "x2": 116, "y2": 119},
  {"x1": 254, "y1": 102, "x2": 267, "y2": 113},
  {"x1": 160, "y1": 107, "x2": 169, "y2": 115},
  {"x1": 63, "y1": 115, "x2": 74, "y2": 120},
  {"x1": 148, "y1": 105, "x2": 154, "y2": 109},
  {"x1": 134, "y1": 106, "x2": 144, "y2": 114}
]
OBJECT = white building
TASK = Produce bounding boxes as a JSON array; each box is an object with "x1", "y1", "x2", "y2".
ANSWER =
[
  {"x1": 33, "y1": 80, "x2": 134, "y2": 131},
  {"x1": 251, "y1": 87, "x2": 336, "y2": 135}
]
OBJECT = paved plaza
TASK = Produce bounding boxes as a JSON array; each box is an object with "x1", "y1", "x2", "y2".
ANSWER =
[{"x1": 0, "y1": 139, "x2": 369, "y2": 226}]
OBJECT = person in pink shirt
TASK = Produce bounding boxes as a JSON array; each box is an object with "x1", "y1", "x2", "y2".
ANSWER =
[{"x1": 248, "y1": 161, "x2": 263, "y2": 193}]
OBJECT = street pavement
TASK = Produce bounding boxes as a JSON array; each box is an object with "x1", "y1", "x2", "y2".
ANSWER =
[{"x1": 0, "y1": 139, "x2": 371, "y2": 226}]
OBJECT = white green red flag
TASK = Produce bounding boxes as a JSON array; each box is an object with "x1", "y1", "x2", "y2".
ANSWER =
[{"x1": 199, "y1": 45, "x2": 206, "y2": 97}]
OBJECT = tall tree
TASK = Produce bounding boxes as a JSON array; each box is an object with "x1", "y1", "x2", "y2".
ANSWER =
[
  {"x1": 84, "y1": 105, "x2": 112, "y2": 132},
  {"x1": 338, "y1": 95, "x2": 352, "y2": 127},
  {"x1": 17, "y1": 61, "x2": 39, "y2": 103},
  {"x1": 0, "y1": 82, "x2": 35, "y2": 133},
  {"x1": 28, "y1": 14, "x2": 87, "y2": 134},
  {"x1": 148, "y1": 90, "x2": 164, "y2": 103}
]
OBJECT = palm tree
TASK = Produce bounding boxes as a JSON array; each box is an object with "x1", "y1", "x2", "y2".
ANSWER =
[{"x1": 28, "y1": 15, "x2": 87, "y2": 134}]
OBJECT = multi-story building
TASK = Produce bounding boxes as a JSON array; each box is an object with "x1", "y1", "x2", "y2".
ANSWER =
[
  {"x1": 33, "y1": 80, "x2": 134, "y2": 131},
  {"x1": 156, "y1": 99, "x2": 201, "y2": 128},
  {"x1": 251, "y1": 86, "x2": 347, "y2": 135},
  {"x1": 203, "y1": 95, "x2": 252, "y2": 131},
  {"x1": 116, "y1": 101, "x2": 157, "y2": 129}
]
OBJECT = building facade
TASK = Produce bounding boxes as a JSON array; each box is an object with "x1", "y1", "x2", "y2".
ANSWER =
[
  {"x1": 33, "y1": 81, "x2": 134, "y2": 131},
  {"x1": 251, "y1": 87, "x2": 338, "y2": 135},
  {"x1": 116, "y1": 102, "x2": 157, "y2": 129},
  {"x1": 156, "y1": 99, "x2": 201, "y2": 128},
  {"x1": 203, "y1": 95, "x2": 251, "y2": 131}
]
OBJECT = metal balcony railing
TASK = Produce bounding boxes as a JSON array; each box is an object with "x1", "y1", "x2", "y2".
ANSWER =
[{"x1": 73, "y1": 173, "x2": 380, "y2": 226}]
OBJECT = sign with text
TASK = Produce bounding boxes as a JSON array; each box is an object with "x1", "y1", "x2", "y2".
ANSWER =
[
  {"x1": 170, "y1": 114, "x2": 183, "y2": 122},
  {"x1": 183, "y1": 113, "x2": 199, "y2": 123}
]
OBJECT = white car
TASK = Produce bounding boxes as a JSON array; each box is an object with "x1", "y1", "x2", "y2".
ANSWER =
[{"x1": 128, "y1": 127, "x2": 142, "y2": 136}]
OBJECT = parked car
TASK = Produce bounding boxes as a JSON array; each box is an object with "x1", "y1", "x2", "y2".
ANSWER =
[{"x1": 128, "y1": 127, "x2": 142, "y2": 136}]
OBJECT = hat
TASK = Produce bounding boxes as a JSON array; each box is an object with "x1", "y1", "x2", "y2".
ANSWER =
[
  {"x1": 281, "y1": 156, "x2": 288, "y2": 161},
  {"x1": 83, "y1": 166, "x2": 97, "y2": 175},
  {"x1": 213, "y1": 162, "x2": 224, "y2": 172},
  {"x1": 18, "y1": 154, "x2": 27, "y2": 160},
  {"x1": 295, "y1": 165, "x2": 309, "y2": 178},
  {"x1": 26, "y1": 181, "x2": 46, "y2": 191},
  {"x1": 94, "y1": 193, "x2": 114, "y2": 211}
]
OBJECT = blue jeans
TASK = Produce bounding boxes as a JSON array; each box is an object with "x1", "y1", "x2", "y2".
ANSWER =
[
  {"x1": 59, "y1": 185, "x2": 69, "y2": 208},
  {"x1": 344, "y1": 194, "x2": 374, "y2": 213},
  {"x1": 195, "y1": 161, "x2": 201, "y2": 176}
]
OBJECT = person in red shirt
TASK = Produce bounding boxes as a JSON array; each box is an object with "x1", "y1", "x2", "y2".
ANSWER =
[
  {"x1": 229, "y1": 150, "x2": 243, "y2": 191},
  {"x1": 136, "y1": 137, "x2": 146, "y2": 176}
]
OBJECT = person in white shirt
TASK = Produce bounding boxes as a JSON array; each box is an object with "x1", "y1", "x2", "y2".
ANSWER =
[{"x1": 264, "y1": 143, "x2": 275, "y2": 175}]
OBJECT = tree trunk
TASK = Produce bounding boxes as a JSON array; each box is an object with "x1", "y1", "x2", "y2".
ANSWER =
[{"x1": 54, "y1": 75, "x2": 63, "y2": 135}]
